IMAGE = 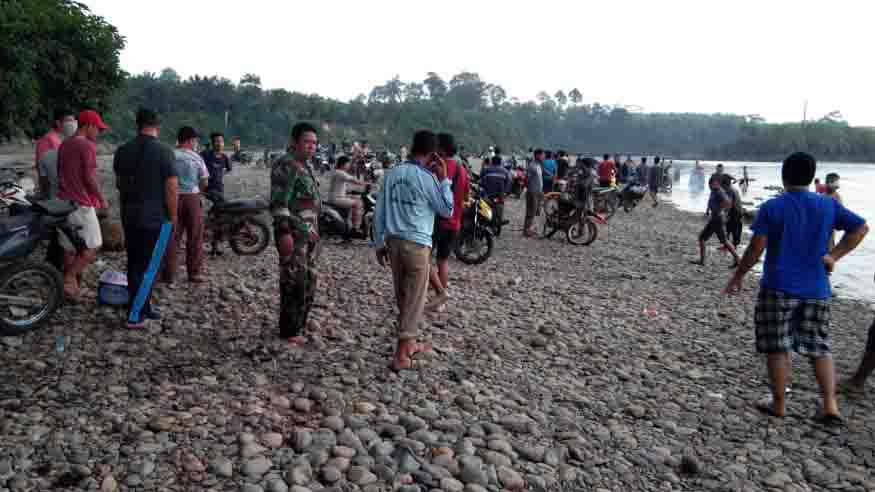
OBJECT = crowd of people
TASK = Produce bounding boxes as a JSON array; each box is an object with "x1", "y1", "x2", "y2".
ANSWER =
[{"x1": 29, "y1": 110, "x2": 875, "y2": 424}]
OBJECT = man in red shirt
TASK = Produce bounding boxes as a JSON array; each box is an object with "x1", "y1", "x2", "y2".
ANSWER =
[
  {"x1": 56, "y1": 110, "x2": 110, "y2": 298},
  {"x1": 597, "y1": 153, "x2": 616, "y2": 187},
  {"x1": 426, "y1": 133, "x2": 469, "y2": 312},
  {"x1": 35, "y1": 109, "x2": 76, "y2": 181}
]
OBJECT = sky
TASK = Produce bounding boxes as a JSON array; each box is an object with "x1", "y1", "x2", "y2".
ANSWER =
[{"x1": 82, "y1": 0, "x2": 874, "y2": 126}]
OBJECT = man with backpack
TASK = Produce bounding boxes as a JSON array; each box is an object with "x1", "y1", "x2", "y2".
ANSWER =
[{"x1": 426, "y1": 133, "x2": 469, "y2": 312}]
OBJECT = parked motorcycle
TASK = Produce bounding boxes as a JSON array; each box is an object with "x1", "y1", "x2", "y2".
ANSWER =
[
  {"x1": 540, "y1": 183, "x2": 601, "y2": 246},
  {"x1": 319, "y1": 185, "x2": 377, "y2": 241},
  {"x1": 454, "y1": 194, "x2": 494, "y2": 265},
  {"x1": 618, "y1": 183, "x2": 648, "y2": 212},
  {"x1": 0, "y1": 199, "x2": 83, "y2": 335},
  {"x1": 203, "y1": 192, "x2": 271, "y2": 256},
  {"x1": 592, "y1": 186, "x2": 619, "y2": 220},
  {"x1": 510, "y1": 168, "x2": 527, "y2": 199}
]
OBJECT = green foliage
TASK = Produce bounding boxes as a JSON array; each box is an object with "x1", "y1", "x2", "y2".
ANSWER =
[{"x1": 0, "y1": 0, "x2": 126, "y2": 140}]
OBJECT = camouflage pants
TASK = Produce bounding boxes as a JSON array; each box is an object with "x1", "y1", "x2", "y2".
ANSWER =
[{"x1": 276, "y1": 215, "x2": 319, "y2": 338}]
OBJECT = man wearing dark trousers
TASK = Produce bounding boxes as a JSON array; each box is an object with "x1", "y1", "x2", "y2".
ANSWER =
[{"x1": 113, "y1": 108, "x2": 179, "y2": 329}]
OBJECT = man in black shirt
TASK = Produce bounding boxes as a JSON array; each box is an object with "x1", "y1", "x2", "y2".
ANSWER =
[
  {"x1": 113, "y1": 108, "x2": 178, "y2": 329},
  {"x1": 202, "y1": 132, "x2": 232, "y2": 194}
]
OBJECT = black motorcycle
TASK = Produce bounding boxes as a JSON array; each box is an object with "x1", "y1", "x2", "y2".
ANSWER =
[
  {"x1": 319, "y1": 185, "x2": 377, "y2": 241},
  {"x1": 203, "y1": 192, "x2": 272, "y2": 256},
  {"x1": 0, "y1": 199, "x2": 82, "y2": 335}
]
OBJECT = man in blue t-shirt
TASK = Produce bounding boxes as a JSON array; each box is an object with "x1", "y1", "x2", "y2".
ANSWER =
[{"x1": 725, "y1": 152, "x2": 868, "y2": 423}]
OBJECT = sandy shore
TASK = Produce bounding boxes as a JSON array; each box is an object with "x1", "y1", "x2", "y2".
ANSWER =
[{"x1": 1, "y1": 161, "x2": 874, "y2": 492}]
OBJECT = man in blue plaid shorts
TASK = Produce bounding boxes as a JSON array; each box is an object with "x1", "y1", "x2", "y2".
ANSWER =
[{"x1": 725, "y1": 152, "x2": 868, "y2": 422}]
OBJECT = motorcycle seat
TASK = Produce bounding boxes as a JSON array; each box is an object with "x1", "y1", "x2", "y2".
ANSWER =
[
  {"x1": 211, "y1": 198, "x2": 269, "y2": 211},
  {"x1": 0, "y1": 214, "x2": 33, "y2": 235}
]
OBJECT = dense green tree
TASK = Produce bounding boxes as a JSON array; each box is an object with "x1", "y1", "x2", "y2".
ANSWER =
[
  {"x1": 0, "y1": 0, "x2": 126, "y2": 140},
  {"x1": 568, "y1": 88, "x2": 583, "y2": 105},
  {"x1": 555, "y1": 90, "x2": 568, "y2": 107},
  {"x1": 423, "y1": 72, "x2": 448, "y2": 99}
]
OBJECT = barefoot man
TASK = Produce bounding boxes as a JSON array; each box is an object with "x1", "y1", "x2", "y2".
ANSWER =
[
  {"x1": 725, "y1": 152, "x2": 868, "y2": 423},
  {"x1": 270, "y1": 122, "x2": 322, "y2": 345},
  {"x1": 373, "y1": 130, "x2": 453, "y2": 371}
]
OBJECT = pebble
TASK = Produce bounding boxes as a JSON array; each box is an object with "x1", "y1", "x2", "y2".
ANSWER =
[
  {"x1": 497, "y1": 466, "x2": 525, "y2": 490},
  {"x1": 243, "y1": 456, "x2": 273, "y2": 478}
]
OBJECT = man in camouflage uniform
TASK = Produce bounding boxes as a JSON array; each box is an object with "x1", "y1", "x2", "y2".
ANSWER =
[{"x1": 270, "y1": 122, "x2": 321, "y2": 345}]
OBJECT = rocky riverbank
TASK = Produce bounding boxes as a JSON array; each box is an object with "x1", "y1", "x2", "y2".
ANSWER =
[{"x1": 2, "y1": 164, "x2": 875, "y2": 492}]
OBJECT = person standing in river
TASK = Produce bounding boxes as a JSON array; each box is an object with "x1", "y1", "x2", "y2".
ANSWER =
[
  {"x1": 271, "y1": 122, "x2": 322, "y2": 345},
  {"x1": 725, "y1": 152, "x2": 868, "y2": 423}
]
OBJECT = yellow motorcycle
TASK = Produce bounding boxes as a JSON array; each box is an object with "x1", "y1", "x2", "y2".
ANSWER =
[{"x1": 454, "y1": 191, "x2": 494, "y2": 265}]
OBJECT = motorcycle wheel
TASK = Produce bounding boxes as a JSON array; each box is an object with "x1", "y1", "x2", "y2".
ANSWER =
[
  {"x1": 0, "y1": 261, "x2": 63, "y2": 336},
  {"x1": 566, "y1": 217, "x2": 599, "y2": 246},
  {"x1": 454, "y1": 226, "x2": 494, "y2": 265},
  {"x1": 229, "y1": 216, "x2": 271, "y2": 256}
]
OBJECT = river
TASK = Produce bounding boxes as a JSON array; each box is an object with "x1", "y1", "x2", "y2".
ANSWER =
[{"x1": 668, "y1": 160, "x2": 875, "y2": 302}]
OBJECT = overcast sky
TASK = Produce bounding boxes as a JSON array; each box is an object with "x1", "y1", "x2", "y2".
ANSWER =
[{"x1": 82, "y1": 0, "x2": 873, "y2": 126}]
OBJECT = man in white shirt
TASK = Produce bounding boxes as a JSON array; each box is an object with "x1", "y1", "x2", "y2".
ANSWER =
[{"x1": 327, "y1": 156, "x2": 366, "y2": 232}]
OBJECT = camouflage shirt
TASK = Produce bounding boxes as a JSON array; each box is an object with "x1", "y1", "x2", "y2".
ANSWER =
[{"x1": 270, "y1": 153, "x2": 322, "y2": 233}]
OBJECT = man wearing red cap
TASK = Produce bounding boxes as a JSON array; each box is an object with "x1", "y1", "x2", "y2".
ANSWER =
[{"x1": 56, "y1": 109, "x2": 110, "y2": 298}]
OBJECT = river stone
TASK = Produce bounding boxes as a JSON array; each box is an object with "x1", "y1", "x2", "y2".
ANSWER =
[
  {"x1": 243, "y1": 456, "x2": 273, "y2": 478},
  {"x1": 497, "y1": 466, "x2": 525, "y2": 490},
  {"x1": 348, "y1": 466, "x2": 378, "y2": 485},
  {"x1": 440, "y1": 477, "x2": 465, "y2": 492}
]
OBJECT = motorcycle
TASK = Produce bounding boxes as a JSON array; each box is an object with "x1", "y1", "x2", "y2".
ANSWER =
[
  {"x1": 454, "y1": 193, "x2": 495, "y2": 265},
  {"x1": 592, "y1": 186, "x2": 619, "y2": 220},
  {"x1": 319, "y1": 185, "x2": 377, "y2": 241},
  {"x1": 0, "y1": 199, "x2": 83, "y2": 335},
  {"x1": 540, "y1": 181, "x2": 601, "y2": 246},
  {"x1": 618, "y1": 182, "x2": 648, "y2": 212},
  {"x1": 203, "y1": 192, "x2": 271, "y2": 256}
]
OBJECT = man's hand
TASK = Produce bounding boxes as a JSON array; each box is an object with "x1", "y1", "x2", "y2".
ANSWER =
[
  {"x1": 822, "y1": 254, "x2": 836, "y2": 275},
  {"x1": 724, "y1": 273, "x2": 743, "y2": 295},
  {"x1": 99, "y1": 196, "x2": 109, "y2": 209},
  {"x1": 430, "y1": 153, "x2": 448, "y2": 181},
  {"x1": 307, "y1": 226, "x2": 320, "y2": 243},
  {"x1": 375, "y1": 248, "x2": 388, "y2": 267}
]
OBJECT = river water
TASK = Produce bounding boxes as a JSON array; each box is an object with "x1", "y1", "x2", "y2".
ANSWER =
[{"x1": 668, "y1": 161, "x2": 875, "y2": 302}]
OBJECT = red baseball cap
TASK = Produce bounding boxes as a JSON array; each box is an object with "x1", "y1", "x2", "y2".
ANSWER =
[{"x1": 78, "y1": 110, "x2": 109, "y2": 131}]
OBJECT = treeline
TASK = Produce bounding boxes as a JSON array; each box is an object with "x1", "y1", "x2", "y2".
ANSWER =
[{"x1": 103, "y1": 70, "x2": 752, "y2": 156}]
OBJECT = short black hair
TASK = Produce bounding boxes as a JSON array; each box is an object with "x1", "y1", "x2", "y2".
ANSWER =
[
  {"x1": 826, "y1": 172, "x2": 840, "y2": 184},
  {"x1": 641, "y1": 157, "x2": 648, "y2": 164},
  {"x1": 603, "y1": 154, "x2": 610, "y2": 160},
  {"x1": 291, "y1": 122, "x2": 318, "y2": 142},
  {"x1": 437, "y1": 133, "x2": 457, "y2": 156},
  {"x1": 534, "y1": 148, "x2": 545, "y2": 157},
  {"x1": 545, "y1": 150, "x2": 553, "y2": 159},
  {"x1": 136, "y1": 108, "x2": 161, "y2": 129},
  {"x1": 655, "y1": 156, "x2": 661, "y2": 164},
  {"x1": 53, "y1": 108, "x2": 74, "y2": 122},
  {"x1": 177, "y1": 126, "x2": 199, "y2": 143},
  {"x1": 491, "y1": 156, "x2": 502, "y2": 167},
  {"x1": 337, "y1": 155, "x2": 351, "y2": 167},
  {"x1": 494, "y1": 146, "x2": 502, "y2": 155},
  {"x1": 781, "y1": 152, "x2": 817, "y2": 187},
  {"x1": 410, "y1": 130, "x2": 437, "y2": 156},
  {"x1": 210, "y1": 132, "x2": 225, "y2": 143}
]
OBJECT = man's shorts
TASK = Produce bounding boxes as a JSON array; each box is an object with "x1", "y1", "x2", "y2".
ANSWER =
[
  {"x1": 699, "y1": 218, "x2": 727, "y2": 243},
  {"x1": 755, "y1": 289, "x2": 832, "y2": 357},
  {"x1": 433, "y1": 227, "x2": 458, "y2": 260},
  {"x1": 59, "y1": 206, "x2": 102, "y2": 251}
]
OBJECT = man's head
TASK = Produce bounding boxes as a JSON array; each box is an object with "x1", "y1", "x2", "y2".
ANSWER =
[
  {"x1": 641, "y1": 156, "x2": 648, "y2": 165},
  {"x1": 545, "y1": 150, "x2": 553, "y2": 159},
  {"x1": 177, "y1": 126, "x2": 200, "y2": 150},
  {"x1": 494, "y1": 146, "x2": 502, "y2": 156},
  {"x1": 437, "y1": 133, "x2": 456, "y2": 158},
  {"x1": 533, "y1": 148, "x2": 545, "y2": 162},
  {"x1": 826, "y1": 172, "x2": 840, "y2": 191},
  {"x1": 716, "y1": 163, "x2": 724, "y2": 173},
  {"x1": 210, "y1": 132, "x2": 225, "y2": 153},
  {"x1": 78, "y1": 109, "x2": 109, "y2": 140},
  {"x1": 781, "y1": 152, "x2": 817, "y2": 188},
  {"x1": 135, "y1": 107, "x2": 160, "y2": 137},
  {"x1": 603, "y1": 154, "x2": 610, "y2": 161},
  {"x1": 336, "y1": 155, "x2": 351, "y2": 171},
  {"x1": 52, "y1": 108, "x2": 76, "y2": 133},
  {"x1": 410, "y1": 130, "x2": 437, "y2": 159},
  {"x1": 491, "y1": 156, "x2": 503, "y2": 167},
  {"x1": 815, "y1": 178, "x2": 821, "y2": 185},
  {"x1": 290, "y1": 122, "x2": 318, "y2": 161},
  {"x1": 232, "y1": 136, "x2": 241, "y2": 152},
  {"x1": 655, "y1": 156, "x2": 661, "y2": 165}
]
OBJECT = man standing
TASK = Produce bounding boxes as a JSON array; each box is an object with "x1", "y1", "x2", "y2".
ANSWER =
[
  {"x1": 644, "y1": 156, "x2": 659, "y2": 207},
  {"x1": 426, "y1": 133, "x2": 469, "y2": 312},
  {"x1": 374, "y1": 130, "x2": 453, "y2": 371},
  {"x1": 598, "y1": 153, "x2": 616, "y2": 188},
  {"x1": 56, "y1": 110, "x2": 110, "y2": 298},
  {"x1": 726, "y1": 152, "x2": 868, "y2": 422},
  {"x1": 114, "y1": 109, "x2": 178, "y2": 328},
  {"x1": 270, "y1": 122, "x2": 322, "y2": 345},
  {"x1": 202, "y1": 132, "x2": 232, "y2": 195},
  {"x1": 524, "y1": 149, "x2": 545, "y2": 237},
  {"x1": 36, "y1": 109, "x2": 77, "y2": 197},
  {"x1": 164, "y1": 126, "x2": 209, "y2": 284}
]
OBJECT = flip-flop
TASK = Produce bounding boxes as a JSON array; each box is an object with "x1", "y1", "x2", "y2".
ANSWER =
[
  {"x1": 389, "y1": 342, "x2": 434, "y2": 372},
  {"x1": 813, "y1": 413, "x2": 844, "y2": 427},
  {"x1": 754, "y1": 401, "x2": 785, "y2": 418}
]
